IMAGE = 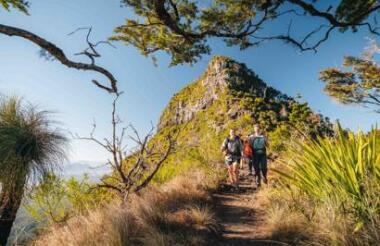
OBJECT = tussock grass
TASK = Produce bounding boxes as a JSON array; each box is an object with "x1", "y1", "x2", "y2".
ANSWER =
[
  {"x1": 188, "y1": 205, "x2": 219, "y2": 234},
  {"x1": 31, "y1": 171, "x2": 221, "y2": 246}
]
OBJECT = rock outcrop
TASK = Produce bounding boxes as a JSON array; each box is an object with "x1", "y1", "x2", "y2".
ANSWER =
[{"x1": 159, "y1": 56, "x2": 292, "y2": 132}]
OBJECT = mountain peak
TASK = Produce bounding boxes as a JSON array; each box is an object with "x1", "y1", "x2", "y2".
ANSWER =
[
  {"x1": 154, "y1": 56, "x2": 332, "y2": 174},
  {"x1": 202, "y1": 56, "x2": 268, "y2": 93},
  {"x1": 158, "y1": 56, "x2": 281, "y2": 130}
]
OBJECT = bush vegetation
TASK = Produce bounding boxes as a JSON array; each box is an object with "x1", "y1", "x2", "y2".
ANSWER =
[{"x1": 25, "y1": 174, "x2": 113, "y2": 225}]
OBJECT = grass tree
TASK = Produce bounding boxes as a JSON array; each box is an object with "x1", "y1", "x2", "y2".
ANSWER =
[{"x1": 0, "y1": 96, "x2": 66, "y2": 245}]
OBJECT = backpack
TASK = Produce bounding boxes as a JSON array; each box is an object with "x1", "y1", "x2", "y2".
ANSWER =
[
  {"x1": 225, "y1": 137, "x2": 241, "y2": 155},
  {"x1": 243, "y1": 139, "x2": 253, "y2": 157},
  {"x1": 253, "y1": 136, "x2": 266, "y2": 154}
]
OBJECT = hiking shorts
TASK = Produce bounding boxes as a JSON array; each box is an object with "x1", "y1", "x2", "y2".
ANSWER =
[{"x1": 225, "y1": 155, "x2": 241, "y2": 167}]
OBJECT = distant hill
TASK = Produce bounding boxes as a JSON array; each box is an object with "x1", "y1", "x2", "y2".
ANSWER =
[{"x1": 61, "y1": 161, "x2": 111, "y2": 181}]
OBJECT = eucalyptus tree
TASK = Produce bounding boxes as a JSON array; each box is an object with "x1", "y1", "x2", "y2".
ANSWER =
[{"x1": 114, "y1": 0, "x2": 380, "y2": 65}]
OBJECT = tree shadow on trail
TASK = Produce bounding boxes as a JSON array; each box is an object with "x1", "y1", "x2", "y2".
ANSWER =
[
  {"x1": 220, "y1": 237, "x2": 288, "y2": 246},
  {"x1": 215, "y1": 176, "x2": 289, "y2": 246}
]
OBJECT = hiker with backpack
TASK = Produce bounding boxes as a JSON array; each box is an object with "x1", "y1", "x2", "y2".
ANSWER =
[
  {"x1": 251, "y1": 124, "x2": 268, "y2": 187},
  {"x1": 221, "y1": 129, "x2": 243, "y2": 188},
  {"x1": 243, "y1": 137, "x2": 254, "y2": 176}
]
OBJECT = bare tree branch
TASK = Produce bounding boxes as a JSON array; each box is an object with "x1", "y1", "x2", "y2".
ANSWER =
[
  {"x1": 75, "y1": 93, "x2": 175, "y2": 201},
  {"x1": 145, "y1": 0, "x2": 380, "y2": 55},
  {"x1": 135, "y1": 135, "x2": 174, "y2": 192},
  {"x1": 0, "y1": 24, "x2": 118, "y2": 94},
  {"x1": 69, "y1": 27, "x2": 116, "y2": 65}
]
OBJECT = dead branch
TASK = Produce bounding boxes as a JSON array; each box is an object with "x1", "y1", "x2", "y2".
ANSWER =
[
  {"x1": 135, "y1": 135, "x2": 174, "y2": 192},
  {"x1": 74, "y1": 93, "x2": 175, "y2": 201},
  {"x1": 69, "y1": 27, "x2": 116, "y2": 65},
  {"x1": 0, "y1": 24, "x2": 118, "y2": 94}
]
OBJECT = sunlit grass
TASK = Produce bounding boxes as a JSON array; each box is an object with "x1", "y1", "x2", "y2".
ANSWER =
[{"x1": 269, "y1": 123, "x2": 380, "y2": 245}]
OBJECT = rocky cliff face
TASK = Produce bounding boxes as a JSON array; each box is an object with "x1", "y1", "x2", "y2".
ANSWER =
[{"x1": 158, "y1": 56, "x2": 291, "y2": 132}]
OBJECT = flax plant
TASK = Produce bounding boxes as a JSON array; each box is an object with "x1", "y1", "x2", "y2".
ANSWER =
[{"x1": 277, "y1": 123, "x2": 380, "y2": 228}]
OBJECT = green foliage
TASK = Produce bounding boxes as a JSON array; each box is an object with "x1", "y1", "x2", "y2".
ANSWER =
[
  {"x1": 320, "y1": 54, "x2": 380, "y2": 112},
  {"x1": 0, "y1": 0, "x2": 28, "y2": 13},
  {"x1": 24, "y1": 174, "x2": 67, "y2": 224},
  {"x1": 268, "y1": 124, "x2": 291, "y2": 153},
  {"x1": 287, "y1": 101, "x2": 333, "y2": 139},
  {"x1": 276, "y1": 123, "x2": 380, "y2": 226},
  {"x1": 25, "y1": 173, "x2": 113, "y2": 225},
  {"x1": 335, "y1": 0, "x2": 378, "y2": 31},
  {"x1": 114, "y1": 1, "x2": 380, "y2": 65}
]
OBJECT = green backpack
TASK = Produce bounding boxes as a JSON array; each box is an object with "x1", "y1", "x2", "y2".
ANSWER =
[{"x1": 253, "y1": 136, "x2": 266, "y2": 154}]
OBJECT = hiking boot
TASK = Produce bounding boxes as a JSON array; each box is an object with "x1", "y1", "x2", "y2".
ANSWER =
[{"x1": 263, "y1": 178, "x2": 268, "y2": 185}]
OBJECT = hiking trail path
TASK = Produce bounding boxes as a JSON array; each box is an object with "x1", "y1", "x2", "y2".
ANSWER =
[{"x1": 213, "y1": 170, "x2": 285, "y2": 246}]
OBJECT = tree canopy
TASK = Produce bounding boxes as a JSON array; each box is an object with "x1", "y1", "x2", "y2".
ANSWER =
[
  {"x1": 2, "y1": 0, "x2": 380, "y2": 104},
  {"x1": 320, "y1": 45, "x2": 380, "y2": 112},
  {"x1": 2, "y1": 1, "x2": 380, "y2": 66},
  {"x1": 0, "y1": 0, "x2": 28, "y2": 13},
  {"x1": 112, "y1": 0, "x2": 380, "y2": 65}
]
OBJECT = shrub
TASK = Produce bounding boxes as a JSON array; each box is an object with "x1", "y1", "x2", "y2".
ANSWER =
[{"x1": 25, "y1": 174, "x2": 113, "y2": 225}]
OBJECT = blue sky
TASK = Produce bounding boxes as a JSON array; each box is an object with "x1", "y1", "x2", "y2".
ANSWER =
[{"x1": 0, "y1": 0, "x2": 379, "y2": 163}]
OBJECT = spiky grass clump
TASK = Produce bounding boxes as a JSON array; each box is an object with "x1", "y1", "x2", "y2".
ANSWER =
[{"x1": 268, "y1": 124, "x2": 380, "y2": 245}]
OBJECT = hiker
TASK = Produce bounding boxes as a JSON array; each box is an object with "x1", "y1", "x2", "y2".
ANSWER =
[
  {"x1": 242, "y1": 137, "x2": 254, "y2": 176},
  {"x1": 221, "y1": 129, "x2": 243, "y2": 188},
  {"x1": 251, "y1": 124, "x2": 268, "y2": 187}
]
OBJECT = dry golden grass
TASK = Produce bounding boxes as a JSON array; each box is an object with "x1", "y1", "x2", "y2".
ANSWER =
[
  {"x1": 31, "y1": 205, "x2": 133, "y2": 246},
  {"x1": 266, "y1": 203, "x2": 312, "y2": 245},
  {"x1": 262, "y1": 180, "x2": 380, "y2": 246},
  {"x1": 31, "y1": 171, "x2": 221, "y2": 246}
]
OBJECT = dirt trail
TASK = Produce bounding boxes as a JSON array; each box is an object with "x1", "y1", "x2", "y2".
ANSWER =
[{"x1": 213, "y1": 171, "x2": 283, "y2": 246}]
